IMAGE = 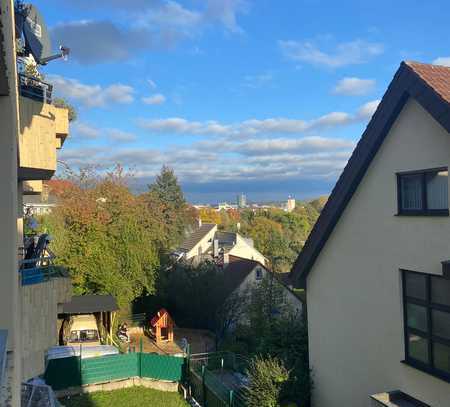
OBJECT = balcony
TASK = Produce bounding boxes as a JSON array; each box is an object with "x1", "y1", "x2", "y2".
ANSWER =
[
  {"x1": 19, "y1": 256, "x2": 69, "y2": 286},
  {"x1": 23, "y1": 180, "x2": 43, "y2": 195},
  {"x1": 18, "y1": 74, "x2": 69, "y2": 181},
  {"x1": 19, "y1": 250, "x2": 72, "y2": 380}
]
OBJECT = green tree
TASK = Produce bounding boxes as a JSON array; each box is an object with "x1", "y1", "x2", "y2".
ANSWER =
[
  {"x1": 45, "y1": 166, "x2": 160, "y2": 309},
  {"x1": 245, "y1": 355, "x2": 290, "y2": 407},
  {"x1": 147, "y1": 166, "x2": 191, "y2": 248},
  {"x1": 309, "y1": 196, "x2": 328, "y2": 213}
]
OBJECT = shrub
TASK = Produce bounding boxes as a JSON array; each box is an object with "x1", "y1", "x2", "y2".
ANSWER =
[{"x1": 245, "y1": 355, "x2": 289, "y2": 407}]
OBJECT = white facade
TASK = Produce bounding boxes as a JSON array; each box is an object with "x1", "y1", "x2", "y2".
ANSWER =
[
  {"x1": 286, "y1": 197, "x2": 296, "y2": 212},
  {"x1": 227, "y1": 234, "x2": 267, "y2": 266},
  {"x1": 306, "y1": 99, "x2": 450, "y2": 406},
  {"x1": 232, "y1": 265, "x2": 303, "y2": 318}
]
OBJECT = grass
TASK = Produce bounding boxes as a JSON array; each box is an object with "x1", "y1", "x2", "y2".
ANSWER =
[{"x1": 59, "y1": 387, "x2": 189, "y2": 407}]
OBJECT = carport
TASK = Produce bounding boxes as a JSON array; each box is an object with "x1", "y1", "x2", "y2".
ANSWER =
[{"x1": 59, "y1": 294, "x2": 119, "y2": 344}]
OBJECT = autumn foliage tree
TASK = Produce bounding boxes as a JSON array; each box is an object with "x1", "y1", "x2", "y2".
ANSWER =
[{"x1": 45, "y1": 166, "x2": 161, "y2": 308}]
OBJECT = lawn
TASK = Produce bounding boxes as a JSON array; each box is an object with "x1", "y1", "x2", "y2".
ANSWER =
[{"x1": 59, "y1": 387, "x2": 189, "y2": 407}]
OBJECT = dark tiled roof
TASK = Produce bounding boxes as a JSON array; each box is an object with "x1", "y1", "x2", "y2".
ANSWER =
[
  {"x1": 61, "y1": 295, "x2": 119, "y2": 314},
  {"x1": 179, "y1": 223, "x2": 216, "y2": 251},
  {"x1": 291, "y1": 61, "x2": 450, "y2": 288},
  {"x1": 215, "y1": 231, "x2": 236, "y2": 245},
  {"x1": 222, "y1": 256, "x2": 262, "y2": 296}
]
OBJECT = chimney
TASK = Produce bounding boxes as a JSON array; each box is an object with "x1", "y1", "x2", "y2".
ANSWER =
[
  {"x1": 223, "y1": 253, "x2": 229, "y2": 265},
  {"x1": 213, "y1": 239, "x2": 219, "y2": 258},
  {"x1": 236, "y1": 222, "x2": 241, "y2": 232},
  {"x1": 198, "y1": 218, "x2": 202, "y2": 228}
]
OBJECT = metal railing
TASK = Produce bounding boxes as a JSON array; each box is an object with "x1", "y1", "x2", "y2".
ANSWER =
[
  {"x1": 21, "y1": 382, "x2": 60, "y2": 407},
  {"x1": 188, "y1": 352, "x2": 250, "y2": 407},
  {"x1": 18, "y1": 73, "x2": 53, "y2": 103},
  {"x1": 19, "y1": 256, "x2": 69, "y2": 286}
]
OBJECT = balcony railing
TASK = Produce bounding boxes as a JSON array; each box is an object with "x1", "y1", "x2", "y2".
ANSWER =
[
  {"x1": 18, "y1": 73, "x2": 53, "y2": 104},
  {"x1": 19, "y1": 256, "x2": 69, "y2": 286}
]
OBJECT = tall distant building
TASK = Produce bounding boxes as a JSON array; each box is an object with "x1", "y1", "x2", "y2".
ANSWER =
[
  {"x1": 237, "y1": 193, "x2": 247, "y2": 208},
  {"x1": 286, "y1": 196, "x2": 296, "y2": 212}
]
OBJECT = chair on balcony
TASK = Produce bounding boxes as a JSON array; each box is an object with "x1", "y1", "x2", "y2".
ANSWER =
[{"x1": 21, "y1": 233, "x2": 52, "y2": 285}]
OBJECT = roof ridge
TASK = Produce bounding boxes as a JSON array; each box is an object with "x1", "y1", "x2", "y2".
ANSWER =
[{"x1": 290, "y1": 61, "x2": 450, "y2": 288}]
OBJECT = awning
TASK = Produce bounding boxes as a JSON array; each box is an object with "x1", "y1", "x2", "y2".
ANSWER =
[{"x1": 61, "y1": 295, "x2": 119, "y2": 314}]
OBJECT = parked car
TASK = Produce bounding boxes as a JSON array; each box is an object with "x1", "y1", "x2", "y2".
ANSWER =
[{"x1": 64, "y1": 314, "x2": 101, "y2": 347}]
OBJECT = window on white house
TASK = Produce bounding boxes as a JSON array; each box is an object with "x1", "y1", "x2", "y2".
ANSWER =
[
  {"x1": 255, "y1": 268, "x2": 263, "y2": 280},
  {"x1": 397, "y1": 168, "x2": 448, "y2": 215},
  {"x1": 402, "y1": 270, "x2": 450, "y2": 382}
]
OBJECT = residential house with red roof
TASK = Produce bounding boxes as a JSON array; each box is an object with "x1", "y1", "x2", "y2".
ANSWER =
[{"x1": 290, "y1": 61, "x2": 450, "y2": 406}]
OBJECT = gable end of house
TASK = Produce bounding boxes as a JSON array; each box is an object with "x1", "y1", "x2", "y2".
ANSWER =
[{"x1": 290, "y1": 61, "x2": 450, "y2": 288}]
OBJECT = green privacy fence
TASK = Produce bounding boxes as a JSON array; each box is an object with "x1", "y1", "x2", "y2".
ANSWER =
[{"x1": 45, "y1": 352, "x2": 185, "y2": 390}]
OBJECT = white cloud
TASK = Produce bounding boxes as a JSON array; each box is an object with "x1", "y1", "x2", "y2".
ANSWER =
[
  {"x1": 229, "y1": 137, "x2": 355, "y2": 155},
  {"x1": 279, "y1": 39, "x2": 384, "y2": 68},
  {"x1": 203, "y1": 0, "x2": 249, "y2": 34},
  {"x1": 141, "y1": 1, "x2": 202, "y2": 29},
  {"x1": 333, "y1": 77, "x2": 376, "y2": 96},
  {"x1": 106, "y1": 129, "x2": 137, "y2": 142},
  {"x1": 433, "y1": 57, "x2": 450, "y2": 67},
  {"x1": 69, "y1": 123, "x2": 136, "y2": 143},
  {"x1": 142, "y1": 93, "x2": 166, "y2": 105},
  {"x1": 137, "y1": 101, "x2": 376, "y2": 136},
  {"x1": 138, "y1": 118, "x2": 230, "y2": 135},
  {"x1": 71, "y1": 122, "x2": 101, "y2": 139},
  {"x1": 55, "y1": 1, "x2": 248, "y2": 64},
  {"x1": 148, "y1": 79, "x2": 157, "y2": 89},
  {"x1": 60, "y1": 139, "x2": 353, "y2": 184},
  {"x1": 356, "y1": 99, "x2": 380, "y2": 119},
  {"x1": 49, "y1": 75, "x2": 134, "y2": 107}
]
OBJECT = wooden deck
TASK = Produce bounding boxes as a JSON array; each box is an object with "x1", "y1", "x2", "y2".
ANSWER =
[{"x1": 130, "y1": 327, "x2": 216, "y2": 355}]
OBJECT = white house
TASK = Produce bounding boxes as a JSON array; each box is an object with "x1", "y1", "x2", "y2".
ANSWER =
[
  {"x1": 224, "y1": 255, "x2": 303, "y2": 320},
  {"x1": 291, "y1": 61, "x2": 450, "y2": 407},
  {"x1": 175, "y1": 221, "x2": 267, "y2": 266}
]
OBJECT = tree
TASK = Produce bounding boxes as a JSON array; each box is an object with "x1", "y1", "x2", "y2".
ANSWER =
[
  {"x1": 245, "y1": 355, "x2": 290, "y2": 407},
  {"x1": 198, "y1": 207, "x2": 221, "y2": 225},
  {"x1": 243, "y1": 217, "x2": 282, "y2": 255},
  {"x1": 147, "y1": 166, "x2": 192, "y2": 248},
  {"x1": 221, "y1": 275, "x2": 312, "y2": 406},
  {"x1": 157, "y1": 261, "x2": 228, "y2": 330},
  {"x1": 45, "y1": 166, "x2": 160, "y2": 309},
  {"x1": 215, "y1": 289, "x2": 249, "y2": 343},
  {"x1": 309, "y1": 195, "x2": 328, "y2": 213}
]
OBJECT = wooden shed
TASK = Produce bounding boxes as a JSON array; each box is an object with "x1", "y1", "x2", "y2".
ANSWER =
[{"x1": 150, "y1": 308, "x2": 174, "y2": 342}]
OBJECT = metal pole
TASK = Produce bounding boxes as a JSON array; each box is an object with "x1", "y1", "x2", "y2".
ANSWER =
[
  {"x1": 139, "y1": 337, "x2": 143, "y2": 378},
  {"x1": 201, "y1": 365, "x2": 206, "y2": 406},
  {"x1": 229, "y1": 390, "x2": 234, "y2": 407}
]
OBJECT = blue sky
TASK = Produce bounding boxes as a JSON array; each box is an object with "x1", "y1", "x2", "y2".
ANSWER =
[{"x1": 34, "y1": 0, "x2": 450, "y2": 203}]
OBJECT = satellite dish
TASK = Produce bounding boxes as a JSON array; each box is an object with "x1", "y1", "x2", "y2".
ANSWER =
[{"x1": 15, "y1": 2, "x2": 69, "y2": 65}]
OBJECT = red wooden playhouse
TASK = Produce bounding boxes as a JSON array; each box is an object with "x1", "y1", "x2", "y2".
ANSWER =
[{"x1": 150, "y1": 308, "x2": 174, "y2": 342}]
